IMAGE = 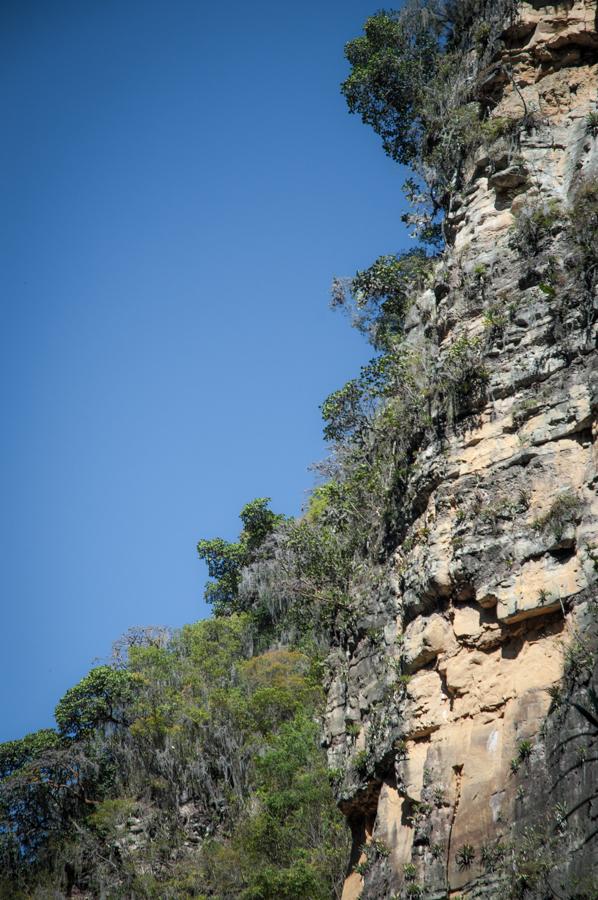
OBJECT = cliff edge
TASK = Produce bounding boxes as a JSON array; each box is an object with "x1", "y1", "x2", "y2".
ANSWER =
[{"x1": 326, "y1": 2, "x2": 598, "y2": 896}]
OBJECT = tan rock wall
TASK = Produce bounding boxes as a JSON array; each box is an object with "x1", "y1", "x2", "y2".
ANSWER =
[{"x1": 330, "y1": 2, "x2": 598, "y2": 896}]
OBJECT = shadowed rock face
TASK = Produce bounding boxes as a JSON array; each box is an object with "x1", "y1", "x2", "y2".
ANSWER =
[{"x1": 325, "y1": 3, "x2": 598, "y2": 896}]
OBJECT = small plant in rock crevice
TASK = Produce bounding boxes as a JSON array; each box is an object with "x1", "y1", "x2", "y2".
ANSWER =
[
  {"x1": 586, "y1": 110, "x2": 598, "y2": 136},
  {"x1": 354, "y1": 749, "x2": 370, "y2": 776},
  {"x1": 480, "y1": 841, "x2": 507, "y2": 872},
  {"x1": 403, "y1": 861, "x2": 417, "y2": 881},
  {"x1": 510, "y1": 200, "x2": 562, "y2": 256},
  {"x1": 346, "y1": 721, "x2": 361, "y2": 739},
  {"x1": 517, "y1": 738, "x2": 533, "y2": 763},
  {"x1": 432, "y1": 785, "x2": 445, "y2": 807},
  {"x1": 355, "y1": 860, "x2": 371, "y2": 876},
  {"x1": 404, "y1": 884, "x2": 424, "y2": 899},
  {"x1": 431, "y1": 842, "x2": 444, "y2": 860},
  {"x1": 531, "y1": 491, "x2": 582, "y2": 541},
  {"x1": 564, "y1": 630, "x2": 595, "y2": 680},
  {"x1": 456, "y1": 843, "x2": 476, "y2": 869},
  {"x1": 355, "y1": 837, "x2": 391, "y2": 878},
  {"x1": 566, "y1": 178, "x2": 598, "y2": 329}
]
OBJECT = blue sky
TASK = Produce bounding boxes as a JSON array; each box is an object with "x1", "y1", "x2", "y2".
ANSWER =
[{"x1": 0, "y1": 0, "x2": 411, "y2": 741}]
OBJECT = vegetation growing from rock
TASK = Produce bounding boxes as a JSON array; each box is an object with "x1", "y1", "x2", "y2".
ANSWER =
[
  {"x1": 341, "y1": 0, "x2": 518, "y2": 238},
  {"x1": 0, "y1": 615, "x2": 349, "y2": 898},
  {"x1": 4, "y1": 1, "x2": 598, "y2": 897},
  {"x1": 197, "y1": 498, "x2": 286, "y2": 616}
]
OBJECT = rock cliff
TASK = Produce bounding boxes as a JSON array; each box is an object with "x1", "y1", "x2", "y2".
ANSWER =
[
  {"x1": 3, "y1": 5, "x2": 598, "y2": 898},
  {"x1": 325, "y1": 3, "x2": 598, "y2": 896}
]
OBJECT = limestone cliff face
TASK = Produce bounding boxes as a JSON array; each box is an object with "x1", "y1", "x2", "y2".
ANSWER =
[{"x1": 325, "y1": 3, "x2": 598, "y2": 896}]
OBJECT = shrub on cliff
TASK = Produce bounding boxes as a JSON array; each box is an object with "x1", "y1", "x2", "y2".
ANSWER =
[
  {"x1": 341, "y1": 2, "x2": 518, "y2": 236},
  {"x1": 331, "y1": 249, "x2": 433, "y2": 351},
  {"x1": 568, "y1": 178, "x2": 598, "y2": 326},
  {"x1": 197, "y1": 497, "x2": 285, "y2": 615}
]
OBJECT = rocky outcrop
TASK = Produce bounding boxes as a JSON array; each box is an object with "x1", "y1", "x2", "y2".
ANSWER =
[{"x1": 324, "y1": 3, "x2": 598, "y2": 896}]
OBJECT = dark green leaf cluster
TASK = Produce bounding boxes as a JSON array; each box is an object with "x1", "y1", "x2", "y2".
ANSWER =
[
  {"x1": 0, "y1": 667, "x2": 140, "y2": 887},
  {"x1": 0, "y1": 728, "x2": 59, "y2": 779},
  {"x1": 439, "y1": 334, "x2": 489, "y2": 420},
  {"x1": 568, "y1": 179, "x2": 598, "y2": 323},
  {"x1": 54, "y1": 665, "x2": 137, "y2": 739},
  {"x1": 510, "y1": 199, "x2": 562, "y2": 256},
  {"x1": 342, "y1": 8, "x2": 441, "y2": 167},
  {"x1": 200, "y1": 713, "x2": 348, "y2": 899},
  {"x1": 317, "y1": 344, "x2": 435, "y2": 561}
]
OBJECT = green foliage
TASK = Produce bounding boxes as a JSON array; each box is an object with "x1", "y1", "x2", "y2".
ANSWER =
[
  {"x1": 321, "y1": 352, "x2": 413, "y2": 444},
  {"x1": 0, "y1": 729, "x2": 59, "y2": 779},
  {"x1": 199, "y1": 712, "x2": 348, "y2": 899},
  {"x1": 321, "y1": 377, "x2": 374, "y2": 445},
  {"x1": 480, "y1": 115, "x2": 516, "y2": 142},
  {"x1": 564, "y1": 628, "x2": 595, "y2": 681},
  {"x1": 440, "y1": 334, "x2": 489, "y2": 419},
  {"x1": 516, "y1": 738, "x2": 533, "y2": 762},
  {"x1": 331, "y1": 249, "x2": 433, "y2": 350},
  {"x1": 197, "y1": 498, "x2": 285, "y2": 615},
  {"x1": 483, "y1": 304, "x2": 509, "y2": 335},
  {"x1": 403, "y1": 861, "x2": 417, "y2": 880},
  {"x1": 568, "y1": 178, "x2": 598, "y2": 321},
  {"x1": 340, "y1": 3, "x2": 517, "y2": 239},
  {"x1": 1, "y1": 614, "x2": 348, "y2": 897},
  {"x1": 354, "y1": 749, "x2": 370, "y2": 775},
  {"x1": 538, "y1": 281, "x2": 556, "y2": 298},
  {"x1": 341, "y1": 9, "x2": 440, "y2": 167},
  {"x1": 547, "y1": 683, "x2": 563, "y2": 711},
  {"x1": 283, "y1": 518, "x2": 352, "y2": 602},
  {"x1": 508, "y1": 826, "x2": 555, "y2": 897},
  {"x1": 87, "y1": 797, "x2": 138, "y2": 835},
  {"x1": 317, "y1": 342, "x2": 435, "y2": 559},
  {"x1": 455, "y1": 842, "x2": 475, "y2": 869},
  {"x1": 586, "y1": 111, "x2": 598, "y2": 136},
  {"x1": 55, "y1": 665, "x2": 137, "y2": 738},
  {"x1": 510, "y1": 738, "x2": 533, "y2": 774}
]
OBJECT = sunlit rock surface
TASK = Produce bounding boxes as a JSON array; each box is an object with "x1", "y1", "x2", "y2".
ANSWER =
[{"x1": 325, "y1": 3, "x2": 598, "y2": 895}]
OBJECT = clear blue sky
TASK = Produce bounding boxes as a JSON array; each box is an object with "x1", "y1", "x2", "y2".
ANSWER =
[{"x1": 0, "y1": 0, "x2": 411, "y2": 742}]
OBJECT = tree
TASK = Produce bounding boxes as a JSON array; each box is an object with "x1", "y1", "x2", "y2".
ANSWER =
[
  {"x1": 341, "y1": 7, "x2": 441, "y2": 167},
  {"x1": 340, "y1": 3, "x2": 517, "y2": 237},
  {"x1": 197, "y1": 498, "x2": 285, "y2": 615},
  {"x1": 321, "y1": 354, "x2": 410, "y2": 445},
  {"x1": 0, "y1": 729, "x2": 59, "y2": 779},
  {"x1": 331, "y1": 249, "x2": 432, "y2": 350},
  {"x1": 54, "y1": 666, "x2": 137, "y2": 739}
]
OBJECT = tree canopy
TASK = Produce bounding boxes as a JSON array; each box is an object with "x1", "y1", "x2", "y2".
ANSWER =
[
  {"x1": 54, "y1": 666, "x2": 137, "y2": 739},
  {"x1": 341, "y1": 6, "x2": 441, "y2": 167},
  {"x1": 197, "y1": 498, "x2": 285, "y2": 615}
]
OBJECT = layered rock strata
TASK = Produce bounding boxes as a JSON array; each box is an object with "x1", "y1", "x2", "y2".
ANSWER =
[{"x1": 325, "y1": 3, "x2": 598, "y2": 895}]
